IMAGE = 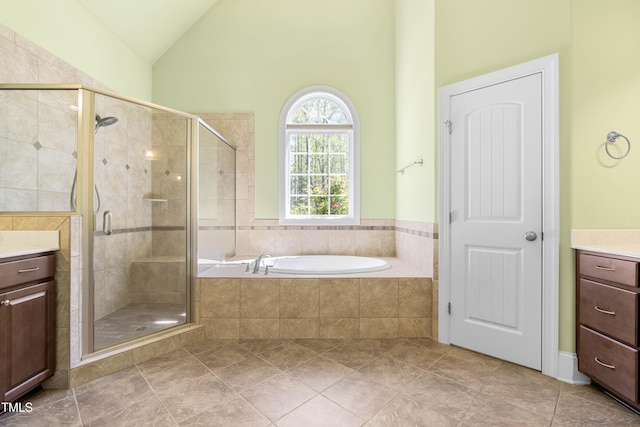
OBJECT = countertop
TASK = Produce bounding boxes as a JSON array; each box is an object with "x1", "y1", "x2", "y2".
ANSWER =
[
  {"x1": 571, "y1": 229, "x2": 640, "y2": 258},
  {"x1": 0, "y1": 230, "x2": 60, "y2": 259}
]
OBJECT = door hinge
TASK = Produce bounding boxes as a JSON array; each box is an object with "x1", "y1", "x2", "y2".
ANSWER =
[
  {"x1": 449, "y1": 212, "x2": 452, "y2": 224},
  {"x1": 444, "y1": 120, "x2": 452, "y2": 135},
  {"x1": 447, "y1": 302, "x2": 451, "y2": 315}
]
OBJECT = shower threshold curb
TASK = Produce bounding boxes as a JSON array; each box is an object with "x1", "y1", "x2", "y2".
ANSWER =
[{"x1": 73, "y1": 323, "x2": 203, "y2": 368}]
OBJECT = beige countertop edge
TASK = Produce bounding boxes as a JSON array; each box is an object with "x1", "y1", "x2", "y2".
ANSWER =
[
  {"x1": 571, "y1": 229, "x2": 640, "y2": 258},
  {"x1": 0, "y1": 230, "x2": 60, "y2": 260}
]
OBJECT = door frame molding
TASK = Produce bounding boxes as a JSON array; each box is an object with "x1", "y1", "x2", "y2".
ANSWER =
[{"x1": 438, "y1": 54, "x2": 559, "y2": 378}]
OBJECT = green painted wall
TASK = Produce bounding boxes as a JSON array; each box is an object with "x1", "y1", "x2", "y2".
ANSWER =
[
  {"x1": 434, "y1": 0, "x2": 573, "y2": 350},
  {"x1": 0, "y1": 0, "x2": 152, "y2": 100},
  {"x1": 435, "y1": 0, "x2": 640, "y2": 353},
  {"x1": 395, "y1": 0, "x2": 436, "y2": 223},
  {"x1": 567, "y1": 0, "x2": 640, "y2": 350},
  {"x1": 152, "y1": 0, "x2": 396, "y2": 220},
  {"x1": 571, "y1": 0, "x2": 640, "y2": 228}
]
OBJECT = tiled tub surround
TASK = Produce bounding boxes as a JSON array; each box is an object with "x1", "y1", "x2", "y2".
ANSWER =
[
  {"x1": 197, "y1": 258, "x2": 435, "y2": 340},
  {"x1": 236, "y1": 222, "x2": 396, "y2": 259},
  {"x1": 197, "y1": 111, "x2": 440, "y2": 343}
]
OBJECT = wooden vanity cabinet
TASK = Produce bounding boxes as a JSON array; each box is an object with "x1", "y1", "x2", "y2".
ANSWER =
[
  {"x1": 576, "y1": 250, "x2": 640, "y2": 412},
  {"x1": 0, "y1": 252, "x2": 56, "y2": 402}
]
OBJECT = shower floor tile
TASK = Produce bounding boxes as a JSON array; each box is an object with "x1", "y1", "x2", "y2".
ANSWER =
[{"x1": 93, "y1": 303, "x2": 186, "y2": 349}]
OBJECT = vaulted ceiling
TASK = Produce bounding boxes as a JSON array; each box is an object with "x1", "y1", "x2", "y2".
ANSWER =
[{"x1": 77, "y1": 0, "x2": 220, "y2": 64}]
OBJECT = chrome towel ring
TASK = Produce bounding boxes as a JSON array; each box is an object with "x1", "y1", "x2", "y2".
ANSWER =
[{"x1": 605, "y1": 131, "x2": 631, "y2": 159}]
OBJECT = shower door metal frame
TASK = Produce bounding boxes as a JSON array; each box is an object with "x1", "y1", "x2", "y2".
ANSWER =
[
  {"x1": 78, "y1": 86, "x2": 204, "y2": 356},
  {"x1": 78, "y1": 88, "x2": 96, "y2": 356}
]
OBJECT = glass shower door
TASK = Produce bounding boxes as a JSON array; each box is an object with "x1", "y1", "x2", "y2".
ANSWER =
[{"x1": 91, "y1": 92, "x2": 190, "y2": 350}]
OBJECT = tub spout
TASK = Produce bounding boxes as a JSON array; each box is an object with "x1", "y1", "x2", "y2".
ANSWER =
[{"x1": 253, "y1": 253, "x2": 272, "y2": 274}]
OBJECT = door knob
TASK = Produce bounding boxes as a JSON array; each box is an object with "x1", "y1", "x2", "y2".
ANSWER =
[
  {"x1": 1, "y1": 300, "x2": 10, "y2": 307},
  {"x1": 524, "y1": 231, "x2": 538, "y2": 241}
]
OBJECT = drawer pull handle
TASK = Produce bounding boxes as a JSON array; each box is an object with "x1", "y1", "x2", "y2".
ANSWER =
[
  {"x1": 594, "y1": 265, "x2": 615, "y2": 272},
  {"x1": 0, "y1": 300, "x2": 10, "y2": 307},
  {"x1": 594, "y1": 306, "x2": 616, "y2": 316},
  {"x1": 17, "y1": 266, "x2": 40, "y2": 273},
  {"x1": 595, "y1": 357, "x2": 616, "y2": 370}
]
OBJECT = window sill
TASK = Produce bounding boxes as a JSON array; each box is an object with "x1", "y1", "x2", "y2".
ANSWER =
[{"x1": 279, "y1": 216, "x2": 360, "y2": 226}]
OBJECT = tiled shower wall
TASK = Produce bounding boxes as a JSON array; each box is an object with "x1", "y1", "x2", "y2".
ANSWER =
[
  {"x1": 0, "y1": 89, "x2": 77, "y2": 211},
  {"x1": 149, "y1": 113, "x2": 189, "y2": 258}
]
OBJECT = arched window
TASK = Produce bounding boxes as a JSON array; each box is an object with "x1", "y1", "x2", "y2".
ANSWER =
[{"x1": 279, "y1": 86, "x2": 360, "y2": 225}]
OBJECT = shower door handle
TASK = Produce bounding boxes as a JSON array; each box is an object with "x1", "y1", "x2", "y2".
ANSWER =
[{"x1": 103, "y1": 210, "x2": 113, "y2": 235}]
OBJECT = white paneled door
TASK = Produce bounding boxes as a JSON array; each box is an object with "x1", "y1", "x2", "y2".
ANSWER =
[{"x1": 449, "y1": 73, "x2": 543, "y2": 370}]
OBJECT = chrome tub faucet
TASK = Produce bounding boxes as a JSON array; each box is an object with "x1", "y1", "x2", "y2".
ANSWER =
[{"x1": 253, "y1": 253, "x2": 272, "y2": 274}]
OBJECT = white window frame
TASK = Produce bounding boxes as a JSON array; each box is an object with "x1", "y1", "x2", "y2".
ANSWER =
[{"x1": 279, "y1": 86, "x2": 360, "y2": 225}]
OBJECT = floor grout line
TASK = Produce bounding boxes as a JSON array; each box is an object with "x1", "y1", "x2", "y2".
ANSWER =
[{"x1": 8, "y1": 338, "x2": 640, "y2": 426}]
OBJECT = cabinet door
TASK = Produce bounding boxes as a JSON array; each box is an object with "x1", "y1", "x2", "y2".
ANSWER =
[{"x1": 0, "y1": 281, "x2": 56, "y2": 402}]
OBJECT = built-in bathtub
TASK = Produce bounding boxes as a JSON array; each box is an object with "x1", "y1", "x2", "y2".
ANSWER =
[
  {"x1": 200, "y1": 255, "x2": 390, "y2": 275},
  {"x1": 196, "y1": 255, "x2": 435, "y2": 340}
]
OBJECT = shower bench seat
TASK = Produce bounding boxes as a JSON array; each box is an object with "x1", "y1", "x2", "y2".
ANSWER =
[{"x1": 129, "y1": 256, "x2": 186, "y2": 305}]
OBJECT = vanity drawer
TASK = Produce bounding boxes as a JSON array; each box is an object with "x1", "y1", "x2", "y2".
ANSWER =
[
  {"x1": 0, "y1": 254, "x2": 56, "y2": 290},
  {"x1": 578, "y1": 326, "x2": 638, "y2": 403},
  {"x1": 579, "y1": 279, "x2": 637, "y2": 345},
  {"x1": 579, "y1": 253, "x2": 638, "y2": 287}
]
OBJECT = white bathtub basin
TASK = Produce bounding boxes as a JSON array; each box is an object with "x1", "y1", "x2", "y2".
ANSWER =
[{"x1": 258, "y1": 255, "x2": 390, "y2": 275}]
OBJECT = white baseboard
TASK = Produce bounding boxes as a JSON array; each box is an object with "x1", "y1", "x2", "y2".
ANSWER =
[{"x1": 557, "y1": 351, "x2": 590, "y2": 384}]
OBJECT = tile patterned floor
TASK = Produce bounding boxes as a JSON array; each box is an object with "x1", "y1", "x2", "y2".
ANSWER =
[
  {"x1": 94, "y1": 304, "x2": 186, "y2": 349},
  {"x1": 2, "y1": 338, "x2": 640, "y2": 426}
]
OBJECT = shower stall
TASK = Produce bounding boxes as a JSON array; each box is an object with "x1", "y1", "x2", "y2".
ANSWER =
[{"x1": 0, "y1": 84, "x2": 236, "y2": 356}]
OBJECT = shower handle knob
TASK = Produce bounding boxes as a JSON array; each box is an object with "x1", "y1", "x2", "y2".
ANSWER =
[{"x1": 524, "y1": 231, "x2": 538, "y2": 242}]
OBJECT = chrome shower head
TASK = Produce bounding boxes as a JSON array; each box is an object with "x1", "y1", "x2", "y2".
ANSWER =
[{"x1": 95, "y1": 114, "x2": 118, "y2": 133}]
